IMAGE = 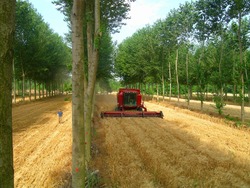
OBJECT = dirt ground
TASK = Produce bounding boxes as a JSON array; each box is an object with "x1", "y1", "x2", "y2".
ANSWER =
[{"x1": 13, "y1": 94, "x2": 250, "y2": 187}]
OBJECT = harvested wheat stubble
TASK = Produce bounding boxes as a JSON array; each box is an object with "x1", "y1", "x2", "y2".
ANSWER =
[
  {"x1": 13, "y1": 96, "x2": 72, "y2": 187},
  {"x1": 12, "y1": 94, "x2": 250, "y2": 187},
  {"x1": 93, "y1": 94, "x2": 250, "y2": 188}
]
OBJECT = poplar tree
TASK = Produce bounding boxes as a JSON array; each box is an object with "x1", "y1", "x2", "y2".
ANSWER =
[
  {"x1": 227, "y1": 0, "x2": 250, "y2": 122},
  {"x1": 0, "y1": 0, "x2": 15, "y2": 187}
]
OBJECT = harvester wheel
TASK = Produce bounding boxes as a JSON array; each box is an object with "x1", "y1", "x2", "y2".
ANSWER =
[
  {"x1": 137, "y1": 107, "x2": 143, "y2": 111},
  {"x1": 160, "y1": 111, "x2": 164, "y2": 118}
]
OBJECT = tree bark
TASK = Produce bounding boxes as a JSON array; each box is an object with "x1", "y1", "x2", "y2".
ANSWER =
[
  {"x1": 29, "y1": 79, "x2": 31, "y2": 101},
  {"x1": 233, "y1": 51, "x2": 237, "y2": 102},
  {"x1": 0, "y1": 0, "x2": 15, "y2": 187},
  {"x1": 42, "y1": 83, "x2": 45, "y2": 98},
  {"x1": 186, "y1": 52, "x2": 190, "y2": 109},
  {"x1": 168, "y1": 50, "x2": 172, "y2": 101},
  {"x1": 244, "y1": 52, "x2": 249, "y2": 105},
  {"x1": 162, "y1": 72, "x2": 165, "y2": 101},
  {"x1": 71, "y1": 0, "x2": 86, "y2": 187},
  {"x1": 161, "y1": 48, "x2": 165, "y2": 101},
  {"x1": 85, "y1": 0, "x2": 100, "y2": 163},
  {"x1": 219, "y1": 42, "x2": 224, "y2": 106},
  {"x1": 175, "y1": 48, "x2": 179, "y2": 103},
  {"x1": 156, "y1": 83, "x2": 159, "y2": 102},
  {"x1": 38, "y1": 83, "x2": 41, "y2": 99},
  {"x1": 198, "y1": 44, "x2": 205, "y2": 111},
  {"x1": 22, "y1": 68, "x2": 25, "y2": 101},
  {"x1": 85, "y1": 1, "x2": 94, "y2": 164},
  {"x1": 34, "y1": 80, "x2": 37, "y2": 100},
  {"x1": 13, "y1": 60, "x2": 16, "y2": 104},
  {"x1": 238, "y1": 12, "x2": 245, "y2": 122}
]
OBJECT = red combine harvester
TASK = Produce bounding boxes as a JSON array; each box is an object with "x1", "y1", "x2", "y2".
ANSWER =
[{"x1": 100, "y1": 88, "x2": 163, "y2": 118}]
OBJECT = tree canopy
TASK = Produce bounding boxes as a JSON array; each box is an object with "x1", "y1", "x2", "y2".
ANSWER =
[
  {"x1": 14, "y1": 0, "x2": 71, "y2": 98},
  {"x1": 115, "y1": 0, "x2": 250, "y2": 121}
]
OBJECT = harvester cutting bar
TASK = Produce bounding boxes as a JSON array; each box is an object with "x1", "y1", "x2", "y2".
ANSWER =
[{"x1": 100, "y1": 111, "x2": 163, "y2": 118}]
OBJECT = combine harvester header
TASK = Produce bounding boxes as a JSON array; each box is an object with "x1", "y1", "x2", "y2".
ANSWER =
[{"x1": 101, "y1": 88, "x2": 163, "y2": 118}]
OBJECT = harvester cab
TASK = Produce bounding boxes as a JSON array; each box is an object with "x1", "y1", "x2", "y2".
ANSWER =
[{"x1": 101, "y1": 88, "x2": 163, "y2": 118}]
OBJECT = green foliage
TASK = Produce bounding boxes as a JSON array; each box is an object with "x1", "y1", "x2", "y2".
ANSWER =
[
  {"x1": 109, "y1": 79, "x2": 122, "y2": 91},
  {"x1": 64, "y1": 80, "x2": 72, "y2": 92},
  {"x1": 235, "y1": 95, "x2": 249, "y2": 104},
  {"x1": 85, "y1": 170, "x2": 100, "y2": 188},
  {"x1": 114, "y1": 0, "x2": 250, "y2": 122},
  {"x1": 96, "y1": 78, "x2": 122, "y2": 93},
  {"x1": 64, "y1": 97, "x2": 71, "y2": 101},
  {"x1": 15, "y1": 1, "x2": 71, "y2": 89},
  {"x1": 97, "y1": 29, "x2": 114, "y2": 81},
  {"x1": 115, "y1": 25, "x2": 163, "y2": 85},
  {"x1": 225, "y1": 114, "x2": 243, "y2": 127},
  {"x1": 98, "y1": 79, "x2": 112, "y2": 93},
  {"x1": 53, "y1": 0, "x2": 136, "y2": 93},
  {"x1": 100, "y1": 0, "x2": 136, "y2": 34},
  {"x1": 213, "y1": 95, "x2": 226, "y2": 115}
]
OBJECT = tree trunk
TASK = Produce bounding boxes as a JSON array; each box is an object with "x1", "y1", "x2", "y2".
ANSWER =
[
  {"x1": 71, "y1": 0, "x2": 86, "y2": 187},
  {"x1": 18, "y1": 80, "x2": 21, "y2": 96},
  {"x1": 85, "y1": 0, "x2": 100, "y2": 164},
  {"x1": 156, "y1": 83, "x2": 159, "y2": 102},
  {"x1": 225, "y1": 85, "x2": 228, "y2": 101},
  {"x1": 244, "y1": 52, "x2": 249, "y2": 106},
  {"x1": 189, "y1": 85, "x2": 192, "y2": 99},
  {"x1": 13, "y1": 59, "x2": 16, "y2": 104},
  {"x1": 162, "y1": 73, "x2": 165, "y2": 101},
  {"x1": 46, "y1": 83, "x2": 48, "y2": 98},
  {"x1": 38, "y1": 84, "x2": 41, "y2": 99},
  {"x1": 29, "y1": 79, "x2": 31, "y2": 101},
  {"x1": 186, "y1": 52, "x2": 190, "y2": 109},
  {"x1": 219, "y1": 42, "x2": 224, "y2": 106},
  {"x1": 85, "y1": 2, "x2": 94, "y2": 164},
  {"x1": 34, "y1": 80, "x2": 37, "y2": 100},
  {"x1": 198, "y1": 43, "x2": 205, "y2": 111},
  {"x1": 0, "y1": 0, "x2": 15, "y2": 187},
  {"x1": 52, "y1": 82, "x2": 54, "y2": 96},
  {"x1": 248, "y1": 86, "x2": 250, "y2": 106},
  {"x1": 161, "y1": 48, "x2": 165, "y2": 101},
  {"x1": 175, "y1": 48, "x2": 179, "y2": 103},
  {"x1": 49, "y1": 82, "x2": 51, "y2": 96},
  {"x1": 22, "y1": 68, "x2": 25, "y2": 101},
  {"x1": 232, "y1": 51, "x2": 237, "y2": 102},
  {"x1": 238, "y1": 13, "x2": 245, "y2": 122},
  {"x1": 233, "y1": 84, "x2": 237, "y2": 102},
  {"x1": 168, "y1": 50, "x2": 172, "y2": 101},
  {"x1": 62, "y1": 82, "x2": 64, "y2": 95},
  {"x1": 42, "y1": 83, "x2": 45, "y2": 98}
]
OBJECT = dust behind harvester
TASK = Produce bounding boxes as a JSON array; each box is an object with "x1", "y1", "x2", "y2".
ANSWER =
[{"x1": 100, "y1": 88, "x2": 163, "y2": 118}]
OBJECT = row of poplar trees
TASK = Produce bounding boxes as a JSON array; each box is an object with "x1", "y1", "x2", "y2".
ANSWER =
[
  {"x1": 14, "y1": 1, "x2": 71, "y2": 102},
  {"x1": 0, "y1": 0, "x2": 135, "y2": 187},
  {"x1": 1, "y1": 0, "x2": 71, "y2": 186},
  {"x1": 115, "y1": 0, "x2": 250, "y2": 122}
]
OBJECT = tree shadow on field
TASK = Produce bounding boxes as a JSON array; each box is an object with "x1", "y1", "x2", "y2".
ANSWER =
[
  {"x1": 50, "y1": 170, "x2": 72, "y2": 188},
  {"x1": 92, "y1": 94, "x2": 250, "y2": 187},
  {"x1": 154, "y1": 120, "x2": 250, "y2": 187}
]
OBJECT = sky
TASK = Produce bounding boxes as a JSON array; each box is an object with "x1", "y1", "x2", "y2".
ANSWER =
[
  {"x1": 28, "y1": 0, "x2": 68, "y2": 37},
  {"x1": 28, "y1": 0, "x2": 193, "y2": 43}
]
